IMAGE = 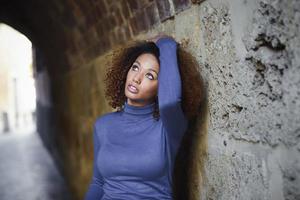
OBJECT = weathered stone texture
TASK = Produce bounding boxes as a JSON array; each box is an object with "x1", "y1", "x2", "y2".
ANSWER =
[
  {"x1": 156, "y1": 0, "x2": 173, "y2": 21},
  {"x1": 202, "y1": 148, "x2": 269, "y2": 199},
  {"x1": 197, "y1": 0, "x2": 300, "y2": 199},
  {"x1": 282, "y1": 160, "x2": 300, "y2": 200},
  {"x1": 2, "y1": 0, "x2": 300, "y2": 199},
  {"x1": 173, "y1": 0, "x2": 192, "y2": 13},
  {"x1": 240, "y1": 0, "x2": 300, "y2": 148}
]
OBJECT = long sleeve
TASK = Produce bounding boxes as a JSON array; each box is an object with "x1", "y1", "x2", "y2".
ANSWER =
[
  {"x1": 155, "y1": 37, "x2": 188, "y2": 152},
  {"x1": 84, "y1": 122, "x2": 104, "y2": 200}
]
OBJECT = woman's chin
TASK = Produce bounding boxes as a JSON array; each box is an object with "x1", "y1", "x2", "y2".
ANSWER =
[
  {"x1": 125, "y1": 92, "x2": 137, "y2": 99},
  {"x1": 126, "y1": 96, "x2": 147, "y2": 104},
  {"x1": 125, "y1": 94, "x2": 140, "y2": 102}
]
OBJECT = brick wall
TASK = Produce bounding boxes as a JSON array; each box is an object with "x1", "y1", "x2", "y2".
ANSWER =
[{"x1": 63, "y1": 0, "x2": 195, "y2": 70}]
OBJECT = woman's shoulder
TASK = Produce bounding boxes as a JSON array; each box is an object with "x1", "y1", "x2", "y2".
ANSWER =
[{"x1": 94, "y1": 111, "x2": 120, "y2": 128}]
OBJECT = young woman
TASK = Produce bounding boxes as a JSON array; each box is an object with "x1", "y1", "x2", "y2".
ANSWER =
[{"x1": 84, "y1": 35, "x2": 203, "y2": 200}]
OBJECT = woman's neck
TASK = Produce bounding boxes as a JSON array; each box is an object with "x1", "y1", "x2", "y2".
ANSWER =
[{"x1": 126, "y1": 98, "x2": 155, "y2": 107}]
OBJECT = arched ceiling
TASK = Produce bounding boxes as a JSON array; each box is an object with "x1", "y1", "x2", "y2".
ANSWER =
[{"x1": 0, "y1": 0, "x2": 194, "y2": 77}]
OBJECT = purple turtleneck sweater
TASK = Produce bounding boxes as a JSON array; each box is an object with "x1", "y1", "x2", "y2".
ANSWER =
[{"x1": 84, "y1": 37, "x2": 188, "y2": 200}]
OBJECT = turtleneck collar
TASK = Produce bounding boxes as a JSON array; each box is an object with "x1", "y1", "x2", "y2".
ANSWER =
[{"x1": 123, "y1": 100, "x2": 155, "y2": 115}]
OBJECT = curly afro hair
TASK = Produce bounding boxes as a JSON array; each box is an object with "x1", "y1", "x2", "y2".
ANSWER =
[{"x1": 104, "y1": 39, "x2": 204, "y2": 121}]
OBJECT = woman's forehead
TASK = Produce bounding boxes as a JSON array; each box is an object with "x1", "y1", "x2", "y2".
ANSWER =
[{"x1": 135, "y1": 53, "x2": 159, "y2": 70}]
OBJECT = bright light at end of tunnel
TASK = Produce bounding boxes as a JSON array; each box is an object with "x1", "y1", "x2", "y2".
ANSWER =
[
  {"x1": 0, "y1": 23, "x2": 33, "y2": 78},
  {"x1": 0, "y1": 23, "x2": 36, "y2": 132}
]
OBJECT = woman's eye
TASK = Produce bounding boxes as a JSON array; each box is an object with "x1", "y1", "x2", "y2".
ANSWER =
[
  {"x1": 131, "y1": 65, "x2": 138, "y2": 71},
  {"x1": 146, "y1": 73, "x2": 154, "y2": 80}
]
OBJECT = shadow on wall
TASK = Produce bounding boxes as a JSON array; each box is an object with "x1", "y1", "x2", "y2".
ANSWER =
[{"x1": 172, "y1": 48, "x2": 209, "y2": 200}]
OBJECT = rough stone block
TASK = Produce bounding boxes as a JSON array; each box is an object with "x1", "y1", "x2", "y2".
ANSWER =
[
  {"x1": 120, "y1": 1, "x2": 131, "y2": 19},
  {"x1": 145, "y1": 2, "x2": 160, "y2": 27},
  {"x1": 191, "y1": 0, "x2": 205, "y2": 4},
  {"x1": 128, "y1": 15, "x2": 136, "y2": 36},
  {"x1": 129, "y1": 12, "x2": 150, "y2": 35},
  {"x1": 127, "y1": 0, "x2": 142, "y2": 12},
  {"x1": 136, "y1": 10, "x2": 150, "y2": 32},
  {"x1": 94, "y1": 3, "x2": 106, "y2": 19},
  {"x1": 95, "y1": 20, "x2": 104, "y2": 37},
  {"x1": 173, "y1": 0, "x2": 191, "y2": 13},
  {"x1": 155, "y1": 0, "x2": 173, "y2": 21},
  {"x1": 121, "y1": 24, "x2": 132, "y2": 41},
  {"x1": 282, "y1": 160, "x2": 300, "y2": 200},
  {"x1": 202, "y1": 147, "x2": 269, "y2": 199},
  {"x1": 112, "y1": 6, "x2": 124, "y2": 26}
]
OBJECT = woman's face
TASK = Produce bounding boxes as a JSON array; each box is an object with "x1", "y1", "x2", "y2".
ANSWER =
[{"x1": 125, "y1": 53, "x2": 160, "y2": 107}]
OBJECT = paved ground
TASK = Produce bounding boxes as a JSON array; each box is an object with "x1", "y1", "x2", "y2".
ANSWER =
[{"x1": 0, "y1": 130, "x2": 72, "y2": 200}]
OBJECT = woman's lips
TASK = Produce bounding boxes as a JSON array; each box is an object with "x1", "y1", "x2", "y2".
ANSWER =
[{"x1": 127, "y1": 84, "x2": 138, "y2": 94}]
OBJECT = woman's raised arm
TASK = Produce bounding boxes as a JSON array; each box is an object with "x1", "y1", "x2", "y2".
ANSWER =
[{"x1": 155, "y1": 37, "x2": 188, "y2": 147}]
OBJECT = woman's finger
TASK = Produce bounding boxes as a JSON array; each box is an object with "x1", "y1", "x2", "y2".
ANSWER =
[{"x1": 148, "y1": 34, "x2": 171, "y2": 43}]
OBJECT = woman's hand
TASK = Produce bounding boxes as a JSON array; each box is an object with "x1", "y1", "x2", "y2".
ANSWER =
[{"x1": 147, "y1": 34, "x2": 175, "y2": 43}]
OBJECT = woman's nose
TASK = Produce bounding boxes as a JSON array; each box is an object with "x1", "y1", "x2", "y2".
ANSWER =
[{"x1": 133, "y1": 74, "x2": 142, "y2": 84}]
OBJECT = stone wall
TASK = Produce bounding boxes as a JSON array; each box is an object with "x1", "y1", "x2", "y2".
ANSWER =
[
  {"x1": 1, "y1": 0, "x2": 299, "y2": 199},
  {"x1": 197, "y1": 0, "x2": 300, "y2": 199},
  {"x1": 55, "y1": 0, "x2": 300, "y2": 199}
]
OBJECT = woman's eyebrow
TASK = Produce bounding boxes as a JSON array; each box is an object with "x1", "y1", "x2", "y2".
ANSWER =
[
  {"x1": 135, "y1": 60, "x2": 158, "y2": 75},
  {"x1": 148, "y1": 69, "x2": 158, "y2": 75}
]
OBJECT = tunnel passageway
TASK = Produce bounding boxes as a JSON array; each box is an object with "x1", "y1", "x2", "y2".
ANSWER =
[{"x1": 0, "y1": 130, "x2": 72, "y2": 200}]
